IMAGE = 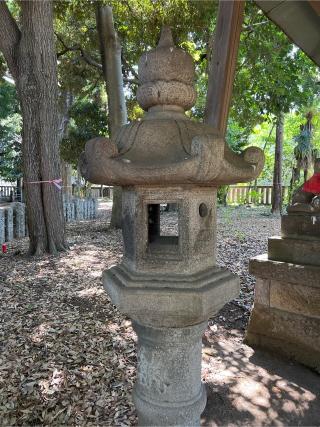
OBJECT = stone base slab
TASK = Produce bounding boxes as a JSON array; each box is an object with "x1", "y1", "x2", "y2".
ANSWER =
[
  {"x1": 268, "y1": 236, "x2": 320, "y2": 267},
  {"x1": 247, "y1": 255, "x2": 320, "y2": 372},
  {"x1": 250, "y1": 254, "x2": 320, "y2": 288},
  {"x1": 103, "y1": 263, "x2": 239, "y2": 328},
  {"x1": 245, "y1": 304, "x2": 320, "y2": 373}
]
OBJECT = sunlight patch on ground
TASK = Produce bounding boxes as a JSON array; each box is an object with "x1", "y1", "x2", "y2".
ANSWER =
[
  {"x1": 77, "y1": 287, "x2": 104, "y2": 298},
  {"x1": 203, "y1": 332, "x2": 317, "y2": 426}
]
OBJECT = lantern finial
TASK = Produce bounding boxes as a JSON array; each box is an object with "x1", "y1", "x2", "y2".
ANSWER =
[
  {"x1": 137, "y1": 26, "x2": 196, "y2": 111},
  {"x1": 157, "y1": 26, "x2": 174, "y2": 48}
]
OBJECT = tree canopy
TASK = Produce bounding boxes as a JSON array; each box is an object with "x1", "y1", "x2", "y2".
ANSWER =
[
  {"x1": 0, "y1": 0, "x2": 319, "y2": 196},
  {"x1": 0, "y1": 80, "x2": 22, "y2": 182}
]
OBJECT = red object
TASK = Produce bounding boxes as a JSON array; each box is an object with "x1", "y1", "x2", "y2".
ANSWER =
[
  {"x1": 2, "y1": 244, "x2": 7, "y2": 253},
  {"x1": 303, "y1": 173, "x2": 320, "y2": 194}
]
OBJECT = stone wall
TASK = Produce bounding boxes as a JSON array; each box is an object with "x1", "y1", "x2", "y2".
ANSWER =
[
  {"x1": 0, "y1": 198, "x2": 98, "y2": 244},
  {"x1": 245, "y1": 254, "x2": 320, "y2": 373},
  {"x1": 63, "y1": 197, "x2": 98, "y2": 222}
]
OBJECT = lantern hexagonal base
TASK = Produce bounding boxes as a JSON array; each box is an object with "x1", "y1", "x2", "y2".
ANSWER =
[{"x1": 103, "y1": 264, "x2": 239, "y2": 328}]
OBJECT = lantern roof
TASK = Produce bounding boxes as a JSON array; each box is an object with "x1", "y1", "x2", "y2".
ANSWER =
[{"x1": 80, "y1": 28, "x2": 264, "y2": 187}]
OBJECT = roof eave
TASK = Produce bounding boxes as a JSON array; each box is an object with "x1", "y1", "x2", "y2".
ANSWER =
[{"x1": 255, "y1": 0, "x2": 320, "y2": 67}]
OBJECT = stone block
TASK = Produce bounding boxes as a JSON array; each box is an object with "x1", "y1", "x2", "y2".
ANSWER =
[
  {"x1": 81, "y1": 200, "x2": 85, "y2": 219},
  {"x1": 103, "y1": 263, "x2": 239, "y2": 328},
  {"x1": 4, "y1": 207, "x2": 13, "y2": 242},
  {"x1": 93, "y1": 198, "x2": 98, "y2": 218},
  {"x1": 13, "y1": 202, "x2": 26, "y2": 238},
  {"x1": 268, "y1": 236, "x2": 320, "y2": 266},
  {"x1": 84, "y1": 200, "x2": 88, "y2": 219},
  {"x1": 250, "y1": 254, "x2": 320, "y2": 288},
  {"x1": 71, "y1": 202, "x2": 75, "y2": 221},
  {"x1": 122, "y1": 186, "x2": 217, "y2": 275},
  {"x1": 248, "y1": 254, "x2": 320, "y2": 372},
  {"x1": 0, "y1": 209, "x2": 5, "y2": 244},
  {"x1": 254, "y1": 278, "x2": 270, "y2": 306},
  {"x1": 270, "y1": 280, "x2": 320, "y2": 319},
  {"x1": 89, "y1": 199, "x2": 94, "y2": 219},
  {"x1": 245, "y1": 304, "x2": 320, "y2": 373},
  {"x1": 281, "y1": 213, "x2": 320, "y2": 239},
  {"x1": 74, "y1": 199, "x2": 82, "y2": 220}
]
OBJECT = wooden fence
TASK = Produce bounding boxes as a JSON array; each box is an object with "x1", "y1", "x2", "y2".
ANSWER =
[
  {"x1": 89, "y1": 186, "x2": 113, "y2": 199},
  {"x1": 1, "y1": 184, "x2": 285, "y2": 206},
  {"x1": 0, "y1": 186, "x2": 18, "y2": 202},
  {"x1": 227, "y1": 185, "x2": 289, "y2": 205}
]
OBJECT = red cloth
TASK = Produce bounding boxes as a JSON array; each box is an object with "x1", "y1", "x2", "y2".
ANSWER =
[{"x1": 303, "y1": 173, "x2": 320, "y2": 194}]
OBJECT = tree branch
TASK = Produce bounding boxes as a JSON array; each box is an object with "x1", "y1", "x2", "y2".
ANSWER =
[
  {"x1": 123, "y1": 77, "x2": 139, "y2": 85},
  {"x1": 122, "y1": 55, "x2": 139, "y2": 81},
  {"x1": 55, "y1": 32, "x2": 102, "y2": 70},
  {"x1": 0, "y1": 1, "x2": 21, "y2": 78},
  {"x1": 243, "y1": 20, "x2": 269, "y2": 31},
  {"x1": 79, "y1": 49, "x2": 102, "y2": 69}
]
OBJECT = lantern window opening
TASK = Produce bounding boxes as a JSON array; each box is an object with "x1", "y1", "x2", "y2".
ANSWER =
[{"x1": 147, "y1": 203, "x2": 179, "y2": 251}]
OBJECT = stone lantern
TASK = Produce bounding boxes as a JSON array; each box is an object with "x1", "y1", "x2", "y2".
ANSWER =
[{"x1": 80, "y1": 27, "x2": 264, "y2": 426}]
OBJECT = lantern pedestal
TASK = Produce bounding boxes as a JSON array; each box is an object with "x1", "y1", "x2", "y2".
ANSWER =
[
  {"x1": 132, "y1": 322, "x2": 207, "y2": 426},
  {"x1": 104, "y1": 262, "x2": 238, "y2": 426}
]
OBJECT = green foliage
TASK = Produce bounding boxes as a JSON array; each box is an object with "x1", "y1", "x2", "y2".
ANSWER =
[
  {"x1": 60, "y1": 94, "x2": 108, "y2": 167},
  {"x1": 217, "y1": 185, "x2": 229, "y2": 205},
  {"x1": 54, "y1": 0, "x2": 319, "y2": 158},
  {"x1": 0, "y1": 80, "x2": 19, "y2": 119},
  {"x1": 0, "y1": 81, "x2": 22, "y2": 181},
  {"x1": 226, "y1": 119, "x2": 249, "y2": 153},
  {"x1": 231, "y1": 2, "x2": 319, "y2": 132},
  {"x1": 54, "y1": 0, "x2": 215, "y2": 96},
  {"x1": 294, "y1": 128, "x2": 312, "y2": 158},
  {"x1": 0, "y1": 55, "x2": 7, "y2": 79},
  {"x1": 193, "y1": 2, "x2": 319, "y2": 137}
]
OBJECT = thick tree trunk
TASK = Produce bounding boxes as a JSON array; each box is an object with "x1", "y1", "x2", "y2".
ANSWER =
[
  {"x1": 16, "y1": 2, "x2": 66, "y2": 254},
  {"x1": 271, "y1": 113, "x2": 284, "y2": 214},
  {"x1": 96, "y1": 5, "x2": 127, "y2": 229}
]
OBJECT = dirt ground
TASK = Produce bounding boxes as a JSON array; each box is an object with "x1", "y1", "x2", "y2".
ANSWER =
[{"x1": 1, "y1": 201, "x2": 319, "y2": 426}]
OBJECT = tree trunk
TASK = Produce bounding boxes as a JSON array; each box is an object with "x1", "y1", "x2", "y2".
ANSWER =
[
  {"x1": 58, "y1": 92, "x2": 73, "y2": 197},
  {"x1": 16, "y1": 177, "x2": 22, "y2": 202},
  {"x1": 204, "y1": 0, "x2": 244, "y2": 134},
  {"x1": 96, "y1": 5, "x2": 127, "y2": 229},
  {"x1": 0, "y1": 1, "x2": 67, "y2": 255},
  {"x1": 271, "y1": 113, "x2": 284, "y2": 214},
  {"x1": 61, "y1": 160, "x2": 73, "y2": 197}
]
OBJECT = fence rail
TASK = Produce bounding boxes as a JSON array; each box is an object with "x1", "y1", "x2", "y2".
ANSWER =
[
  {"x1": 227, "y1": 185, "x2": 288, "y2": 205},
  {"x1": 0, "y1": 184, "x2": 112, "y2": 202},
  {"x1": 2, "y1": 184, "x2": 284, "y2": 206},
  {"x1": 0, "y1": 186, "x2": 18, "y2": 201}
]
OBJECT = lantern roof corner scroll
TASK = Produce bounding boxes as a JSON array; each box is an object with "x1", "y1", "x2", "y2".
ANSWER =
[{"x1": 80, "y1": 27, "x2": 264, "y2": 187}]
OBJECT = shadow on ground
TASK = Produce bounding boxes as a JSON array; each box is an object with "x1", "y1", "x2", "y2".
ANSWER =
[{"x1": 201, "y1": 329, "x2": 320, "y2": 426}]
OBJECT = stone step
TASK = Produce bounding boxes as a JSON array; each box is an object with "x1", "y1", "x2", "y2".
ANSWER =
[{"x1": 268, "y1": 235, "x2": 320, "y2": 267}]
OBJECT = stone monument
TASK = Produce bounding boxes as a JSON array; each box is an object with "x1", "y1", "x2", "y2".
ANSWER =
[
  {"x1": 246, "y1": 159, "x2": 320, "y2": 373},
  {"x1": 80, "y1": 27, "x2": 264, "y2": 425}
]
